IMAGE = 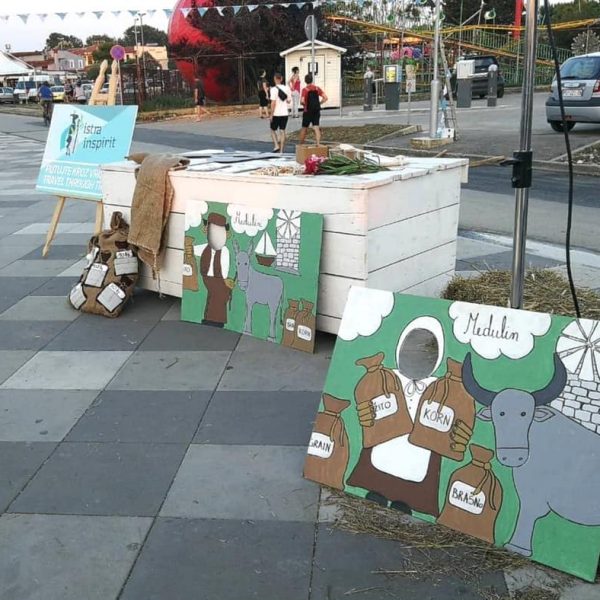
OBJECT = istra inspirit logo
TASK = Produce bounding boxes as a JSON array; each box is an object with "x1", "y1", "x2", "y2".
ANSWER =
[{"x1": 61, "y1": 110, "x2": 118, "y2": 157}]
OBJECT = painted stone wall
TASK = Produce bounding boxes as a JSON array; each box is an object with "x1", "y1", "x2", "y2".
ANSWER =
[{"x1": 551, "y1": 372, "x2": 600, "y2": 434}]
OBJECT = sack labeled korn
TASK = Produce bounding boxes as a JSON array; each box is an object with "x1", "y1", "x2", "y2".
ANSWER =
[
  {"x1": 408, "y1": 358, "x2": 475, "y2": 461},
  {"x1": 293, "y1": 299, "x2": 317, "y2": 353},
  {"x1": 282, "y1": 299, "x2": 300, "y2": 348},
  {"x1": 355, "y1": 352, "x2": 413, "y2": 448},
  {"x1": 68, "y1": 212, "x2": 138, "y2": 318},
  {"x1": 182, "y1": 235, "x2": 199, "y2": 291},
  {"x1": 304, "y1": 394, "x2": 351, "y2": 490},
  {"x1": 438, "y1": 444, "x2": 503, "y2": 544}
]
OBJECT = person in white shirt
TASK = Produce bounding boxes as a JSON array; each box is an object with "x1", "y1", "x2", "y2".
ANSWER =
[
  {"x1": 193, "y1": 212, "x2": 235, "y2": 327},
  {"x1": 269, "y1": 72, "x2": 291, "y2": 153}
]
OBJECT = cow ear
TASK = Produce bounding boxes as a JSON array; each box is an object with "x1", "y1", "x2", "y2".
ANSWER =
[
  {"x1": 533, "y1": 406, "x2": 555, "y2": 422},
  {"x1": 477, "y1": 407, "x2": 493, "y2": 421}
]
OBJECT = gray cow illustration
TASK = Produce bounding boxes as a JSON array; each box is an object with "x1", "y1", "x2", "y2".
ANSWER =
[
  {"x1": 233, "y1": 240, "x2": 283, "y2": 341},
  {"x1": 462, "y1": 352, "x2": 600, "y2": 557}
]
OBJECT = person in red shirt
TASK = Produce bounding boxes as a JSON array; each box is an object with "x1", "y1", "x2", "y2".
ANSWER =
[{"x1": 299, "y1": 74, "x2": 328, "y2": 146}]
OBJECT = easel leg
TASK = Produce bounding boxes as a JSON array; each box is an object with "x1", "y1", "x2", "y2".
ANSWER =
[
  {"x1": 94, "y1": 201, "x2": 104, "y2": 235},
  {"x1": 42, "y1": 196, "x2": 66, "y2": 257}
]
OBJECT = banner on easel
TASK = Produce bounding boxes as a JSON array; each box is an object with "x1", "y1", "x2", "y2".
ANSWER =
[{"x1": 36, "y1": 105, "x2": 137, "y2": 201}]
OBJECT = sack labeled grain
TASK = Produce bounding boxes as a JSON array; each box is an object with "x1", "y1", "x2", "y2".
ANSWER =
[
  {"x1": 438, "y1": 444, "x2": 503, "y2": 544},
  {"x1": 355, "y1": 352, "x2": 413, "y2": 448},
  {"x1": 304, "y1": 394, "x2": 351, "y2": 490},
  {"x1": 408, "y1": 358, "x2": 475, "y2": 461}
]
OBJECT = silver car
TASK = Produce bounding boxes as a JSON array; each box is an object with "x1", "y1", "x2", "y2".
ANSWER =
[
  {"x1": 546, "y1": 52, "x2": 600, "y2": 132},
  {"x1": 0, "y1": 87, "x2": 15, "y2": 103}
]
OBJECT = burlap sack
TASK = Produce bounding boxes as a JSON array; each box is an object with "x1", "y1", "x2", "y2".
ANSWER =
[
  {"x1": 355, "y1": 352, "x2": 413, "y2": 448},
  {"x1": 293, "y1": 299, "x2": 317, "y2": 353},
  {"x1": 69, "y1": 212, "x2": 138, "y2": 318},
  {"x1": 282, "y1": 299, "x2": 300, "y2": 348},
  {"x1": 304, "y1": 394, "x2": 351, "y2": 490},
  {"x1": 438, "y1": 444, "x2": 503, "y2": 543},
  {"x1": 408, "y1": 358, "x2": 475, "y2": 461},
  {"x1": 182, "y1": 235, "x2": 199, "y2": 291}
]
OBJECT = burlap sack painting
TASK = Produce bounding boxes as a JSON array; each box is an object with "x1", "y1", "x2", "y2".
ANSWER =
[
  {"x1": 182, "y1": 201, "x2": 323, "y2": 353},
  {"x1": 304, "y1": 287, "x2": 600, "y2": 581}
]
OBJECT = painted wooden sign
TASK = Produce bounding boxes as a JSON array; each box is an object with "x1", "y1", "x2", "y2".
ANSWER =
[
  {"x1": 182, "y1": 200, "x2": 323, "y2": 352},
  {"x1": 304, "y1": 287, "x2": 600, "y2": 580}
]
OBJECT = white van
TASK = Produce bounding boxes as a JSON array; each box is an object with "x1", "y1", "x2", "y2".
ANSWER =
[{"x1": 14, "y1": 74, "x2": 62, "y2": 104}]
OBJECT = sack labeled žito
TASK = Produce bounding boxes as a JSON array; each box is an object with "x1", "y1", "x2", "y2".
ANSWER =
[
  {"x1": 355, "y1": 352, "x2": 413, "y2": 448},
  {"x1": 304, "y1": 394, "x2": 351, "y2": 490},
  {"x1": 68, "y1": 212, "x2": 138, "y2": 318},
  {"x1": 408, "y1": 358, "x2": 475, "y2": 461},
  {"x1": 282, "y1": 299, "x2": 300, "y2": 348},
  {"x1": 437, "y1": 444, "x2": 503, "y2": 544}
]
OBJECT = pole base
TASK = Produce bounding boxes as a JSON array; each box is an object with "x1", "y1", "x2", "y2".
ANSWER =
[{"x1": 410, "y1": 136, "x2": 454, "y2": 150}]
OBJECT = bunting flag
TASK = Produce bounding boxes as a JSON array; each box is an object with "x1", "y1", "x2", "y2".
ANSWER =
[
  {"x1": 0, "y1": 15, "x2": 9, "y2": 23},
  {"x1": 163, "y1": 8, "x2": 173, "y2": 17},
  {"x1": 248, "y1": 5, "x2": 258, "y2": 11},
  {"x1": 75, "y1": 12, "x2": 86, "y2": 18},
  {"x1": 112, "y1": 11, "x2": 122, "y2": 17},
  {"x1": 180, "y1": 7, "x2": 192, "y2": 17},
  {"x1": 147, "y1": 9, "x2": 156, "y2": 17},
  {"x1": 233, "y1": 6, "x2": 241, "y2": 14},
  {"x1": 199, "y1": 7, "x2": 208, "y2": 16},
  {"x1": 18, "y1": 14, "x2": 29, "y2": 23},
  {"x1": 216, "y1": 7, "x2": 224, "y2": 15},
  {"x1": 128, "y1": 10, "x2": 138, "y2": 17},
  {"x1": 55, "y1": 12, "x2": 68, "y2": 20},
  {"x1": 92, "y1": 11, "x2": 104, "y2": 19},
  {"x1": 37, "y1": 13, "x2": 48, "y2": 22}
]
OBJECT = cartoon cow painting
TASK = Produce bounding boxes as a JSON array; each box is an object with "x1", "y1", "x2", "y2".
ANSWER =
[{"x1": 462, "y1": 352, "x2": 600, "y2": 557}]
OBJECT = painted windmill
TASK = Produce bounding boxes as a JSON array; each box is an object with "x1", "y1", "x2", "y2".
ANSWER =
[
  {"x1": 552, "y1": 319, "x2": 600, "y2": 434},
  {"x1": 275, "y1": 209, "x2": 301, "y2": 274}
]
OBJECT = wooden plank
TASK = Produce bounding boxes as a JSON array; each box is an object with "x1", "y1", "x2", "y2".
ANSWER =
[
  {"x1": 139, "y1": 248, "x2": 183, "y2": 285},
  {"x1": 367, "y1": 204, "x2": 459, "y2": 272},
  {"x1": 316, "y1": 313, "x2": 341, "y2": 335},
  {"x1": 138, "y1": 276, "x2": 182, "y2": 298},
  {"x1": 101, "y1": 171, "x2": 137, "y2": 207},
  {"x1": 42, "y1": 196, "x2": 67, "y2": 257},
  {"x1": 402, "y1": 269, "x2": 455, "y2": 298}
]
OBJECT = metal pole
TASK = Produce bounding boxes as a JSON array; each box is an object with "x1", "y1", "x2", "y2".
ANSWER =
[
  {"x1": 310, "y1": 15, "x2": 316, "y2": 80},
  {"x1": 510, "y1": 0, "x2": 538, "y2": 308},
  {"x1": 429, "y1": 0, "x2": 442, "y2": 136},
  {"x1": 458, "y1": 0, "x2": 464, "y2": 56}
]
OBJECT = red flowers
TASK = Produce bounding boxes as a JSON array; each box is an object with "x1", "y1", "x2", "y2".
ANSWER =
[{"x1": 304, "y1": 154, "x2": 327, "y2": 175}]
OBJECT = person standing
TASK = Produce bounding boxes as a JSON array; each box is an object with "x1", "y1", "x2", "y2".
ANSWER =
[
  {"x1": 257, "y1": 69, "x2": 270, "y2": 119},
  {"x1": 288, "y1": 66, "x2": 301, "y2": 118},
  {"x1": 269, "y1": 73, "x2": 291, "y2": 153},
  {"x1": 299, "y1": 73, "x2": 327, "y2": 146},
  {"x1": 64, "y1": 80, "x2": 73, "y2": 103},
  {"x1": 194, "y1": 76, "x2": 208, "y2": 121},
  {"x1": 194, "y1": 213, "x2": 235, "y2": 328},
  {"x1": 74, "y1": 81, "x2": 86, "y2": 104}
]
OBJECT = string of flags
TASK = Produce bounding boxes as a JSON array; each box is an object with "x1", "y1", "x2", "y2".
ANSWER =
[{"x1": 0, "y1": 3, "x2": 319, "y2": 25}]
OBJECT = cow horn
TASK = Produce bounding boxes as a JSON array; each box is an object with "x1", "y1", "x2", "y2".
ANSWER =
[
  {"x1": 461, "y1": 353, "x2": 496, "y2": 407},
  {"x1": 532, "y1": 353, "x2": 567, "y2": 406}
]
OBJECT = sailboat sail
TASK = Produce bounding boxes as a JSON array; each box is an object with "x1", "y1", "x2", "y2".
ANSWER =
[{"x1": 256, "y1": 232, "x2": 276, "y2": 256}]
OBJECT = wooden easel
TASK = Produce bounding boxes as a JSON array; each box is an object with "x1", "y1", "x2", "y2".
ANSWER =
[{"x1": 42, "y1": 60, "x2": 119, "y2": 257}]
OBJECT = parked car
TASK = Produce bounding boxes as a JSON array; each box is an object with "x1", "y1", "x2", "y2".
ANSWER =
[
  {"x1": 51, "y1": 85, "x2": 65, "y2": 102},
  {"x1": 546, "y1": 52, "x2": 600, "y2": 132},
  {"x1": 450, "y1": 55, "x2": 505, "y2": 99},
  {"x1": 0, "y1": 87, "x2": 15, "y2": 103},
  {"x1": 13, "y1": 81, "x2": 38, "y2": 103},
  {"x1": 82, "y1": 83, "x2": 93, "y2": 100}
]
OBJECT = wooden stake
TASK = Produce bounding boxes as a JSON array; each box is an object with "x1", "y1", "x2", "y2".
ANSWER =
[
  {"x1": 94, "y1": 201, "x2": 104, "y2": 234},
  {"x1": 42, "y1": 196, "x2": 66, "y2": 257}
]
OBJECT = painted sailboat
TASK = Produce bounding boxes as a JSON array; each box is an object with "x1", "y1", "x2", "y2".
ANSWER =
[{"x1": 255, "y1": 231, "x2": 276, "y2": 267}]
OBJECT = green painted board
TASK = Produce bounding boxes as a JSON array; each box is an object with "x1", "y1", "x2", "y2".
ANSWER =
[
  {"x1": 304, "y1": 287, "x2": 600, "y2": 580},
  {"x1": 182, "y1": 200, "x2": 324, "y2": 353}
]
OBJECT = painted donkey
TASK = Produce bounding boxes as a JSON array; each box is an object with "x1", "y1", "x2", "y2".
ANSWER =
[
  {"x1": 462, "y1": 352, "x2": 600, "y2": 557},
  {"x1": 233, "y1": 240, "x2": 283, "y2": 341}
]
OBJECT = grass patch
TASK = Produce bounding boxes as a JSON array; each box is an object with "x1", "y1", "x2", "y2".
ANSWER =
[
  {"x1": 287, "y1": 124, "x2": 409, "y2": 145},
  {"x1": 140, "y1": 95, "x2": 194, "y2": 112}
]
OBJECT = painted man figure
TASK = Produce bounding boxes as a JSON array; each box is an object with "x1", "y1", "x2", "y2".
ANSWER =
[{"x1": 194, "y1": 213, "x2": 235, "y2": 327}]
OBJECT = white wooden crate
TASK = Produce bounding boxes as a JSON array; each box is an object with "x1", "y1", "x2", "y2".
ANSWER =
[{"x1": 101, "y1": 157, "x2": 467, "y2": 334}]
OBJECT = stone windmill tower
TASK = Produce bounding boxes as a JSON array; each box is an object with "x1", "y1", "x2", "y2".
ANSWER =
[{"x1": 275, "y1": 209, "x2": 301, "y2": 274}]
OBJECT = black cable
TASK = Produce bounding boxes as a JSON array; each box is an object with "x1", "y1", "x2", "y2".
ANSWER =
[{"x1": 543, "y1": 0, "x2": 581, "y2": 318}]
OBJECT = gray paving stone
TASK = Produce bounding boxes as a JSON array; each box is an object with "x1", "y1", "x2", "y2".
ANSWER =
[
  {"x1": 456, "y1": 250, "x2": 563, "y2": 272},
  {"x1": 29, "y1": 276, "x2": 78, "y2": 296},
  {"x1": 120, "y1": 518, "x2": 314, "y2": 600},
  {"x1": 0, "y1": 513, "x2": 152, "y2": 600},
  {"x1": 9, "y1": 442, "x2": 187, "y2": 516},
  {"x1": 107, "y1": 351, "x2": 230, "y2": 391},
  {"x1": 0, "y1": 320, "x2": 70, "y2": 350},
  {"x1": 119, "y1": 289, "x2": 175, "y2": 322},
  {"x1": 45, "y1": 317, "x2": 156, "y2": 351},
  {"x1": 0, "y1": 350, "x2": 36, "y2": 384},
  {"x1": 67, "y1": 390, "x2": 211, "y2": 443},
  {"x1": 0, "y1": 295, "x2": 80, "y2": 321},
  {"x1": 194, "y1": 391, "x2": 320, "y2": 446},
  {"x1": 311, "y1": 525, "x2": 508, "y2": 600},
  {"x1": 160, "y1": 444, "x2": 319, "y2": 522},
  {"x1": 56, "y1": 258, "x2": 87, "y2": 277},
  {"x1": 0, "y1": 259, "x2": 80, "y2": 277},
  {"x1": 1, "y1": 351, "x2": 132, "y2": 390},
  {"x1": 139, "y1": 321, "x2": 240, "y2": 351},
  {"x1": 0, "y1": 277, "x2": 50, "y2": 308},
  {"x1": 219, "y1": 335, "x2": 332, "y2": 391},
  {"x1": 0, "y1": 442, "x2": 56, "y2": 512},
  {"x1": 20, "y1": 244, "x2": 87, "y2": 261},
  {"x1": 161, "y1": 299, "x2": 181, "y2": 321},
  {"x1": 0, "y1": 390, "x2": 97, "y2": 442},
  {"x1": 0, "y1": 244, "x2": 37, "y2": 269}
]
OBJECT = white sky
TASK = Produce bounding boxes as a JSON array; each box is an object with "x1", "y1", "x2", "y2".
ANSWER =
[{"x1": 1, "y1": 1, "x2": 171, "y2": 52}]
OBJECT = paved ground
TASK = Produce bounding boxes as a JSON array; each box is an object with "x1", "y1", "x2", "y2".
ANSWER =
[{"x1": 0, "y1": 122, "x2": 599, "y2": 599}]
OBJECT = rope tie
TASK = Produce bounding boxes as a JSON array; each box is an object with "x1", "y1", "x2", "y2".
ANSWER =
[
  {"x1": 323, "y1": 409, "x2": 345, "y2": 447},
  {"x1": 471, "y1": 458, "x2": 498, "y2": 511}
]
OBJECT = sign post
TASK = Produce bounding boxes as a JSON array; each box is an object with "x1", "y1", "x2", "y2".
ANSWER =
[
  {"x1": 405, "y1": 63, "x2": 416, "y2": 124},
  {"x1": 110, "y1": 45, "x2": 126, "y2": 105},
  {"x1": 304, "y1": 14, "x2": 318, "y2": 78}
]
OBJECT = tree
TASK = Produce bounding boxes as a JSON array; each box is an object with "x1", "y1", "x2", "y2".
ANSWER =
[
  {"x1": 45, "y1": 32, "x2": 83, "y2": 50},
  {"x1": 443, "y1": 0, "x2": 516, "y2": 26},
  {"x1": 121, "y1": 24, "x2": 168, "y2": 46},
  {"x1": 92, "y1": 42, "x2": 113, "y2": 63},
  {"x1": 86, "y1": 34, "x2": 116, "y2": 46},
  {"x1": 547, "y1": 1, "x2": 600, "y2": 48}
]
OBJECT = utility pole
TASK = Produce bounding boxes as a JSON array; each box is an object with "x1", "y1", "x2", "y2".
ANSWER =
[{"x1": 429, "y1": 0, "x2": 442, "y2": 136}]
